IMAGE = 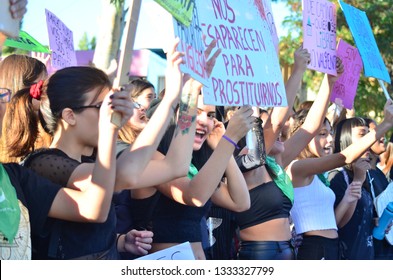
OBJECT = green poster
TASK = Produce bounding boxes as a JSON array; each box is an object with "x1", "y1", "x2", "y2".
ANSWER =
[
  {"x1": 154, "y1": 0, "x2": 194, "y2": 27},
  {"x1": 4, "y1": 30, "x2": 50, "y2": 53}
]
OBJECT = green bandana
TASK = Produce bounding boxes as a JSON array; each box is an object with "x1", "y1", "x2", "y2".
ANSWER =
[
  {"x1": 187, "y1": 162, "x2": 198, "y2": 179},
  {"x1": 317, "y1": 173, "x2": 330, "y2": 187},
  {"x1": 0, "y1": 164, "x2": 21, "y2": 243},
  {"x1": 265, "y1": 156, "x2": 294, "y2": 203}
]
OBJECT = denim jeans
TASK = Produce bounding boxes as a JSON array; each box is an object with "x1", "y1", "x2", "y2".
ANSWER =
[{"x1": 238, "y1": 240, "x2": 295, "y2": 260}]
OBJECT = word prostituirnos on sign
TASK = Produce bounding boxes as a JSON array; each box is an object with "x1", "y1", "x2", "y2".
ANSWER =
[
  {"x1": 330, "y1": 39, "x2": 363, "y2": 109},
  {"x1": 339, "y1": 0, "x2": 391, "y2": 84},
  {"x1": 154, "y1": 0, "x2": 195, "y2": 27},
  {"x1": 196, "y1": 0, "x2": 287, "y2": 107},
  {"x1": 303, "y1": 0, "x2": 337, "y2": 75},
  {"x1": 45, "y1": 9, "x2": 77, "y2": 69}
]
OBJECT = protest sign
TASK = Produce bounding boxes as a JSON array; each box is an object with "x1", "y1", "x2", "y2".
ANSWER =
[
  {"x1": 154, "y1": 0, "x2": 194, "y2": 27},
  {"x1": 339, "y1": 1, "x2": 390, "y2": 84},
  {"x1": 45, "y1": 9, "x2": 77, "y2": 69},
  {"x1": 173, "y1": 4, "x2": 208, "y2": 86},
  {"x1": 196, "y1": 0, "x2": 287, "y2": 107},
  {"x1": 263, "y1": 0, "x2": 279, "y2": 55},
  {"x1": 136, "y1": 242, "x2": 195, "y2": 260},
  {"x1": 4, "y1": 30, "x2": 50, "y2": 53},
  {"x1": 330, "y1": 39, "x2": 363, "y2": 109},
  {"x1": 303, "y1": 0, "x2": 337, "y2": 75}
]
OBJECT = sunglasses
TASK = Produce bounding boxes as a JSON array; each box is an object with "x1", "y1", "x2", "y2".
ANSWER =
[
  {"x1": 70, "y1": 103, "x2": 102, "y2": 111},
  {"x1": 0, "y1": 88, "x2": 11, "y2": 103},
  {"x1": 133, "y1": 102, "x2": 142, "y2": 109}
]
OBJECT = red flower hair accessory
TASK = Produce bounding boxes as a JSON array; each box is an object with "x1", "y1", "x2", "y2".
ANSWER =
[{"x1": 30, "y1": 80, "x2": 44, "y2": 100}]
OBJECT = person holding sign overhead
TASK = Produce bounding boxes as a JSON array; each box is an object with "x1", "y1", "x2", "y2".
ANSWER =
[
  {"x1": 287, "y1": 93, "x2": 393, "y2": 259},
  {"x1": 2, "y1": 38, "x2": 190, "y2": 258},
  {"x1": 126, "y1": 40, "x2": 254, "y2": 260},
  {"x1": 0, "y1": 3, "x2": 138, "y2": 259},
  {"x1": 327, "y1": 115, "x2": 393, "y2": 259},
  {"x1": 233, "y1": 46, "x2": 311, "y2": 260}
]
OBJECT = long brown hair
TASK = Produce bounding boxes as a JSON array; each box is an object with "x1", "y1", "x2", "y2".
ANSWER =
[
  {"x1": 290, "y1": 108, "x2": 331, "y2": 160},
  {"x1": 0, "y1": 54, "x2": 47, "y2": 97}
]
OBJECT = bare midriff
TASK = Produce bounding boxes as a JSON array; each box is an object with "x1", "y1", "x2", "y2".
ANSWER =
[
  {"x1": 239, "y1": 218, "x2": 292, "y2": 241},
  {"x1": 303, "y1": 229, "x2": 338, "y2": 239}
]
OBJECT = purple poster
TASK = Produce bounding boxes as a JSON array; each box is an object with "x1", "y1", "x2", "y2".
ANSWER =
[
  {"x1": 45, "y1": 9, "x2": 77, "y2": 69},
  {"x1": 303, "y1": 0, "x2": 337, "y2": 75},
  {"x1": 330, "y1": 39, "x2": 363, "y2": 109}
]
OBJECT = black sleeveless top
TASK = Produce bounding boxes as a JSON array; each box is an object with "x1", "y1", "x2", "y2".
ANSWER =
[{"x1": 235, "y1": 181, "x2": 292, "y2": 230}]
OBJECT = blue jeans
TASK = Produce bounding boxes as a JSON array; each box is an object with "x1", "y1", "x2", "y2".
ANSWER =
[{"x1": 237, "y1": 240, "x2": 295, "y2": 260}]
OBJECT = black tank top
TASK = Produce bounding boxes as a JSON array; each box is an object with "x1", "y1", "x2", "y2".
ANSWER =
[{"x1": 235, "y1": 181, "x2": 292, "y2": 230}]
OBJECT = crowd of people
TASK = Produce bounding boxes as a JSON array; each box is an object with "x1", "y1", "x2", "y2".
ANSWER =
[{"x1": 0, "y1": 0, "x2": 392, "y2": 260}]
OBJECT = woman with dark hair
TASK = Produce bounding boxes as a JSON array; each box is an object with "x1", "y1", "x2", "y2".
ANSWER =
[
  {"x1": 363, "y1": 118, "x2": 393, "y2": 260},
  {"x1": 0, "y1": 0, "x2": 139, "y2": 260},
  {"x1": 231, "y1": 46, "x2": 311, "y2": 260},
  {"x1": 114, "y1": 40, "x2": 254, "y2": 260},
  {"x1": 2, "y1": 39, "x2": 189, "y2": 259},
  {"x1": 329, "y1": 113, "x2": 393, "y2": 259},
  {"x1": 378, "y1": 134, "x2": 393, "y2": 182},
  {"x1": 0, "y1": 63, "x2": 135, "y2": 260},
  {"x1": 286, "y1": 100, "x2": 393, "y2": 260}
]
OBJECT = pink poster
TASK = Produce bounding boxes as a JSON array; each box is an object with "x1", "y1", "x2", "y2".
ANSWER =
[
  {"x1": 45, "y1": 9, "x2": 77, "y2": 69},
  {"x1": 330, "y1": 39, "x2": 363, "y2": 109},
  {"x1": 303, "y1": 0, "x2": 337, "y2": 75}
]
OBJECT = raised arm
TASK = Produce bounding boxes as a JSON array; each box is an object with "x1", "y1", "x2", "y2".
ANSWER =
[
  {"x1": 115, "y1": 40, "x2": 222, "y2": 190},
  {"x1": 281, "y1": 57, "x2": 344, "y2": 168},
  {"x1": 115, "y1": 38, "x2": 184, "y2": 188},
  {"x1": 263, "y1": 46, "x2": 310, "y2": 153},
  {"x1": 156, "y1": 106, "x2": 254, "y2": 207},
  {"x1": 49, "y1": 90, "x2": 133, "y2": 222},
  {"x1": 210, "y1": 154, "x2": 250, "y2": 212},
  {"x1": 288, "y1": 100, "x2": 393, "y2": 182}
]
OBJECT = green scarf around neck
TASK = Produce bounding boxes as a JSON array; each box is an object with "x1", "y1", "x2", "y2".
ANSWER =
[
  {"x1": 317, "y1": 173, "x2": 330, "y2": 187},
  {"x1": 265, "y1": 156, "x2": 294, "y2": 203},
  {"x1": 0, "y1": 164, "x2": 21, "y2": 243}
]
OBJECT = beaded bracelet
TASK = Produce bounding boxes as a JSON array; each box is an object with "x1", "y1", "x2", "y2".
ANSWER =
[{"x1": 222, "y1": 135, "x2": 240, "y2": 149}]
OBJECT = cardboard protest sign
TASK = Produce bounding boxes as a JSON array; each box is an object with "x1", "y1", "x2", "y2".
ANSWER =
[
  {"x1": 330, "y1": 39, "x2": 363, "y2": 109},
  {"x1": 339, "y1": 1, "x2": 391, "y2": 84},
  {"x1": 303, "y1": 0, "x2": 337, "y2": 75},
  {"x1": 154, "y1": 0, "x2": 194, "y2": 27},
  {"x1": 173, "y1": 4, "x2": 208, "y2": 86},
  {"x1": 45, "y1": 9, "x2": 77, "y2": 69},
  {"x1": 4, "y1": 31, "x2": 50, "y2": 53},
  {"x1": 196, "y1": 0, "x2": 287, "y2": 107},
  {"x1": 136, "y1": 242, "x2": 195, "y2": 260}
]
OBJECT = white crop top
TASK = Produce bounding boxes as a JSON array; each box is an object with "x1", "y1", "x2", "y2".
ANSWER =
[{"x1": 290, "y1": 175, "x2": 337, "y2": 234}]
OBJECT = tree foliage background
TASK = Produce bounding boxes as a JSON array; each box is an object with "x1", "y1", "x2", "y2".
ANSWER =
[{"x1": 278, "y1": 0, "x2": 393, "y2": 120}]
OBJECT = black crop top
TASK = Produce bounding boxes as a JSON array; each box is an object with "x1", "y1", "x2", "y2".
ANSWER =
[{"x1": 235, "y1": 181, "x2": 292, "y2": 230}]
